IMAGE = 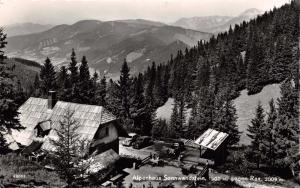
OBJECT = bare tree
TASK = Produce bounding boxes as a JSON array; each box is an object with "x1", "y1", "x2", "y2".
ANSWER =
[{"x1": 49, "y1": 109, "x2": 90, "y2": 186}]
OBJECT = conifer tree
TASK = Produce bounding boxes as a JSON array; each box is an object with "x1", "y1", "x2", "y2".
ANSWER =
[
  {"x1": 40, "y1": 57, "x2": 56, "y2": 95},
  {"x1": 118, "y1": 59, "x2": 132, "y2": 125},
  {"x1": 169, "y1": 100, "x2": 180, "y2": 138},
  {"x1": 246, "y1": 28, "x2": 265, "y2": 94},
  {"x1": 162, "y1": 65, "x2": 170, "y2": 102},
  {"x1": 188, "y1": 60, "x2": 214, "y2": 138},
  {"x1": 79, "y1": 56, "x2": 90, "y2": 82},
  {"x1": 76, "y1": 55, "x2": 91, "y2": 104},
  {"x1": 213, "y1": 93, "x2": 240, "y2": 146},
  {"x1": 131, "y1": 73, "x2": 146, "y2": 133},
  {"x1": 99, "y1": 76, "x2": 107, "y2": 104},
  {"x1": 152, "y1": 118, "x2": 168, "y2": 139},
  {"x1": 272, "y1": 80, "x2": 299, "y2": 175},
  {"x1": 94, "y1": 75, "x2": 107, "y2": 106},
  {"x1": 57, "y1": 66, "x2": 70, "y2": 100},
  {"x1": 49, "y1": 109, "x2": 90, "y2": 185},
  {"x1": 91, "y1": 71, "x2": 99, "y2": 85},
  {"x1": 0, "y1": 133, "x2": 8, "y2": 154},
  {"x1": 106, "y1": 79, "x2": 122, "y2": 116},
  {"x1": 0, "y1": 28, "x2": 7, "y2": 63},
  {"x1": 261, "y1": 98, "x2": 277, "y2": 167},
  {"x1": 31, "y1": 73, "x2": 41, "y2": 97},
  {"x1": 153, "y1": 64, "x2": 164, "y2": 106},
  {"x1": 0, "y1": 29, "x2": 22, "y2": 152},
  {"x1": 145, "y1": 62, "x2": 156, "y2": 107},
  {"x1": 247, "y1": 101, "x2": 265, "y2": 169},
  {"x1": 142, "y1": 62, "x2": 157, "y2": 136},
  {"x1": 69, "y1": 49, "x2": 78, "y2": 84},
  {"x1": 57, "y1": 66, "x2": 69, "y2": 89}
]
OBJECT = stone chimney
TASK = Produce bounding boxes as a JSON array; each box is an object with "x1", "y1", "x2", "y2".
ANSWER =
[{"x1": 48, "y1": 91, "x2": 57, "y2": 109}]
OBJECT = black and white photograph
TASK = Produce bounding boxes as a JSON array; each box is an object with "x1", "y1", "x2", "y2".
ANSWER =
[{"x1": 0, "y1": 0, "x2": 299, "y2": 187}]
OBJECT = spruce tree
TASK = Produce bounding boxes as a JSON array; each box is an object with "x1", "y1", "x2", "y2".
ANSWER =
[
  {"x1": 145, "y1": 62, "x2": 156, "y2": 107},
  {"x1": 118, "y1": 59, "x2": 132, "y2": 124},
  {"x1": 99, "y1": 76, "x2": 107, "y2": 105},
  {"x1": 76, "y1": 55, "x2": 91, "y2": 104},
  {"x1": 57, "y1": 66, "x2": 70, "y2": 100},
  {"x1": 57, "y1": 66, "x2": 68, "y2": 87},
  {"x1": 169, "y1": 100, "x2": 180, "y2": 138},
  {"x1": 246, "y1": 27, "x2": 265, "y2": 94},
  {"x1": 162, "y1": 65, "x2": 170, "y2": 102},
  {"x1": 152, "y1": 118, "x2": 168, "y2": 139},
  {"x1": 153, "y1": 64, "x2": 164, "y2": 106},
  {"x1": 79, "y1": 56, "x2": 90, "y2": 82},
  {"x1": 94, "y1": 75, "x2": 107, "y2": 106},
  {"x1": 40, "y1": 57, "x2": 56, "y2": 95},
  {"x1": 143, "y1": 62, "x2": 157, "y2": 136},
  {"x1": 32, "y1": 73, "x2": 41, "y2": 97},
  {"x1": 69, "y1": 49, "x2": 78, "y2": 84},
  {"x1": 106, "y1": 79, "x2": 122, "y2": 116},
  {"x1": 131, "y1": 73, "x2": 146, "y2": 133},
  {"x1": 261, "y1": 98, "x2": 277, "y2": 167},
  {"x1": 0, "y1": 29, "x2": 22, "y2": 152},
  {"x1": 213, "y1": 94, "x2": 240, "y2": 146},
  {"x1": 272, "y1": 80, "x2": 299, "y2": 175},
  {"x1": 49, "y1": 109, "x2": 90, "y2": 185},
  {"x1": 176, "y1": 93, "x2": 186, "y2": 138},
  {"x1": 188, "y1": 60, "x2": 214, "y2": 138},
  {"x1": 247, "y1": 101, "x2": 265, "y2": 169},
  {"x1": 0, "y1": 28, "x2": 7, "y2": 63}
]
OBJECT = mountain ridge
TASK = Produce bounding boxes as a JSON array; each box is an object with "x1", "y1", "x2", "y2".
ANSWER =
[
  {"x1": 6, "y1": 19, "x2": 212, "y2": 75},
  {"x1": 172, "y1": 8, "x2": 264, "y2": 33}
]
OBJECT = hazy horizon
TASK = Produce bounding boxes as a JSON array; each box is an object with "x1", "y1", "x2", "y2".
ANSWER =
[{"x1": 0, "y1": 0, "x2": 290, "y2": 26}]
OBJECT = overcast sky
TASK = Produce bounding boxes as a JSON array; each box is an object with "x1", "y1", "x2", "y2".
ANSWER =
[{"x1": 0, "y1": 0, "x2": 290, "y2": 26}]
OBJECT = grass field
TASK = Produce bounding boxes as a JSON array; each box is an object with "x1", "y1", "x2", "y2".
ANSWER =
[
  {"x1": 233, "y1": 83, "x2": 281, "y2": 145},
  {"x1": 156, "y1": 84, "x2": 281, "y2": 145}
]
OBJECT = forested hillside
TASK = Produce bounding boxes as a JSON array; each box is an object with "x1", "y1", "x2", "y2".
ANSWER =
[
  {"x1": 2, "y1": 58, "x2": 41, "y2": 92},
  {"x1": 31, "y1": 1, "x2": 299, "y2": 138},
  {"x1": 25, "y1": 0, "x2": 299, "y2": 178},
  {"x1": 0, "y1": 0, "x2": 299, "y2": 184}
]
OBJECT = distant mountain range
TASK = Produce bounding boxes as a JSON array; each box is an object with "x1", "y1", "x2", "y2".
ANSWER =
[
  {"x1": 3, "y1": 23, "x2": 53, "y2": 37},
  {"x1": 172, "y1": 8, "x2": 264, "y2": 33},
  {"x1": 5, "y1": 8, "x2": 262, "y2": 76},
  {"x1": 6, "y1": 19, "x2": 211, "y2": 75}
]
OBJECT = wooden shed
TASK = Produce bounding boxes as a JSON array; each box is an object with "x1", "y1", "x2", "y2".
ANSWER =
[{"x1": 194, "y1": 128, "x2": 228, "y2": 165}]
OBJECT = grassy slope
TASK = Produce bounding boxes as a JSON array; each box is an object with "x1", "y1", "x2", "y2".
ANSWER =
[
  {"x1": 156, "y1": 84, "x2": 281, "y2": 145},
  {"x1": 1, "y1": 58, "x2": 41, "y2": 91},
  {"x1": 233, "y1": 83, "x2": 281, "y2": 145},
  {"x1": 156, "y1": 98, "x2": 192, "y2": 124}
]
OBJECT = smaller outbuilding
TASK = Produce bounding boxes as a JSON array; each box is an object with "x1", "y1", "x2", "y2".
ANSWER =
[{"x1": 194, "y1": 128, "x2": 229, "y2": 165}]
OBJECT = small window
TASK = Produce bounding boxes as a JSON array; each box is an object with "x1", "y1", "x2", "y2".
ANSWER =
[{"x1": 98, "y1": 126, "x2": 109, "y2": 139}]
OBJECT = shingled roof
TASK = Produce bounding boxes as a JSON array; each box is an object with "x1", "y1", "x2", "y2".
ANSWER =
[
  {"x1": 12, "y1": 97, "x2": 118, "y2": 151},
  {"x1": 13, "y1": 98, "x2": 52, "y2": 146},
  {"x1": 194, "y1": 128, "x2": 228, "y2": 151}
]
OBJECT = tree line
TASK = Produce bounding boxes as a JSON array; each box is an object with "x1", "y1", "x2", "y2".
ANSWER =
[
  {"x1": 0, "y1": 28, "x2": 26, "y2": 153},
  {"x1": 31, "y1": 1, "x2": 298, "y2": 147},
  {"x1": 0, "y1": 0, "x2": 298, "y2": 181},
  {"x1": 247, "y1": 79, "x2": 299, "y2": 176}
]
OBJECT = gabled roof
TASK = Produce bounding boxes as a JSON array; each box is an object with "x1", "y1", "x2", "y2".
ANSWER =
[
  {"x1": 12, "y1": 98, "x2": 51, "y2": 146},
  {"x1": 42, "y1": 101, "x2": 116, "y2": 151},
  {"x1": 12, "y1": 97, "x2": 118, "y2": 150},
  {"x1": 194, "y1": 128, "x2": 228, "y2": 151}
]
